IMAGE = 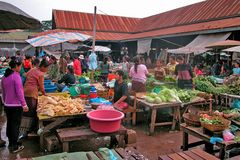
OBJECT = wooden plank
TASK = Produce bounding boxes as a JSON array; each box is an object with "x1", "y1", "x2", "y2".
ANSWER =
[
  {"x1": 177, "y1": 152, "x2": 194, "y2": 160},
  {"x1": 191, "y1": 148, "x2": 219, "y2": 160},
  {"x1": 158, "y1": 155, "x2": 173, "y2": 160},
  {"x1": 115, "y1": 148, "x2": 135, "y2": 160},
  {"x1": 57, "y1": 126, "x2": 126, "y2": 142},
  {"x1": 168, "y1": 153, "x2": 185, "y2": 160},
  {"x1": 94, "y1": 151, "x2": 104, "y2": 160},
  {"x1": 86, "y1": 152, "x2": 100, "y2": 160},
  {"x1": 111, "y1": 149, "x2": 123, "y2": 160},
  {"x1": 183, "y1": 151, "x2": 204, "y2": 160}
]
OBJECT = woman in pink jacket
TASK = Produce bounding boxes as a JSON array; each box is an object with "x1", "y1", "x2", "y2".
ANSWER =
[{"x1": 2, "y1": 57, "x2": 29, "y2": 153}]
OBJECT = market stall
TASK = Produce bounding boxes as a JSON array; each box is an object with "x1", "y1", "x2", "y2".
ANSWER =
[{"x1": 36, "y1": 93, "x2": 86, "y2": 149}]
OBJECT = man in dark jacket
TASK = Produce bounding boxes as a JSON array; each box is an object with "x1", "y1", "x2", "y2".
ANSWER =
[{"x1": 55, "y1": 65, "x2": 76, "y2": 92}]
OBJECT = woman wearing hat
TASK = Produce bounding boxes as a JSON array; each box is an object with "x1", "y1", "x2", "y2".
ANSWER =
[{"x1": 80, "y1": 55, "x2": 88, "y2": 73}]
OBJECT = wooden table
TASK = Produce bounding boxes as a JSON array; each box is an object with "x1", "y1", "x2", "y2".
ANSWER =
[
  {"x1": 219, "y1": 93, "x2": 240, "y2": 107},
  {"x1": 57, "y1": 126, "x2": 127, "y2": 152},
  {"x1": 38, "y1": 113, "x2": 87, "y2": 150},
  {"x1": 159, "y1": 148, "x2": 219, "y2": 160},
  {"x1": 20, "y1": 147, "x2": 148, "y2": 160},
  {"x1": 181, "y1": 123, "x2": 240, "y2": 160},
  {"x1": 134, "y1": 97, "x2": 182, "y2": 135}
]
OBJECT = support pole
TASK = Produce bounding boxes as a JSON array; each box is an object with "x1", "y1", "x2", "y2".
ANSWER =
[{"x1": 92, "y1": 6, "x2": 97, "y2": 53}]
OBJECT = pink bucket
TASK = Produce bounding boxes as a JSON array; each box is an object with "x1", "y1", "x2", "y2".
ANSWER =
[{"x1": 87, "y1": 110, "x2": 124, "y2": 133}]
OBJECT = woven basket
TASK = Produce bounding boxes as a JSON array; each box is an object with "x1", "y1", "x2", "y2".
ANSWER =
[
  {"x1": 183, "y1": 113, "x2": 201, "y2": 127},
  {"x1": 200, "y1": 117, "x2": 231, "y2": 132}
]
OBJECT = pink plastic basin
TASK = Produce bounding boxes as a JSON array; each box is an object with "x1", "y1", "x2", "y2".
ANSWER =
[{"x1": 87, "y1": 110, "x2": 124, "y2": 133}]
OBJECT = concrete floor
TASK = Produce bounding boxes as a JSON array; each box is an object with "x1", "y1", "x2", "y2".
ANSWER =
[{"x1": 0, "y1": 118, "x2": 201, "y2": 160}]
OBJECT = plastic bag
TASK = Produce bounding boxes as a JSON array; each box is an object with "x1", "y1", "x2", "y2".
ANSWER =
[
  {"x1": 231, "y1": 100, "x2": 240, "y2": 109},
  {"x1": 223, "y1": 129, "x2": 235, "y2": 141}
]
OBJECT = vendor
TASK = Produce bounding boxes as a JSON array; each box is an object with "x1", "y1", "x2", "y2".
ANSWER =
[
  {"x1": 23, "y1": 59, "x2": 49, "y2": 133},
  {"x1": 55, "y1": 65, "x2": 76, "y2": 92},
  {"x1": 167, "y1": 56, "x2": 178, "y2": 75},
  {"x1": 113, "y1": 70, "x2": 128, "y2": 106},
  {"x1": 48, "y1": 56, "x2": 59, "y2": 80},
  {"x1": 100, "y1": 57, "x2": 110, "y2": 82},
  {"x1": 73, "y1": 55, "x2": 82, "y2": 76},
  {"x1": 232, "y1": 60, "x2": 240, "y2": 76},
  {"x1": 129, "y1": 56, "x2": 149, "y2": 92},
  {"x1": 194, "y1": 64, "x2": 203, "y2": 77},
  {"x1": 154, "y1": 60, "x2": 166, "y2": 81},
  {"x1": 23, "y1": 55, "x2": 32, "y2": 72},
  {"x1": 175, "y1": 56, "x2": 194, "y2": 89}
]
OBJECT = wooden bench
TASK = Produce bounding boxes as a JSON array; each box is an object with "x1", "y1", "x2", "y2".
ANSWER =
[
  {"x1": 19, "y1": 147, "x2": 147, "y2": 160},
  {"x1": 57, "y1": 126, "x2": 127, "y2": 152},
  {"x1": 158, "y1": 148, "x2": 219, "y2": 160}
]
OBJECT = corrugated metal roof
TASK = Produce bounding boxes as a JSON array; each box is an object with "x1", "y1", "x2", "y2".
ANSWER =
[
  {"x1": 134, "y1": 0, "x2": 240, "y2": 32},
  {"x1": 53, "y1": 10, "x2": 140, "y2": 33},
  {"x1": 31, "y1": 29, "x2": 131, "y2": 41},
  {"x1": 49, "y1": 0, "x2": 240, "y2": 41},
  {"x1": 121, "y1": 17, "x2": 240, "y2": 40}
]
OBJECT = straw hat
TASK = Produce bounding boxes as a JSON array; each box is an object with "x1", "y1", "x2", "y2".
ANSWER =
[{"x1": 79, "y1": 55, "x2": 84, "y2": 59}]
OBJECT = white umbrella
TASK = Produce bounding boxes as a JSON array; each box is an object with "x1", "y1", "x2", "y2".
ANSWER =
[
  {"x1": 91, "y1": 46, "x2": 111, "y2": 52},
  {"x1": 26, "y1": 32, "x2": 91, "y2": 47}
]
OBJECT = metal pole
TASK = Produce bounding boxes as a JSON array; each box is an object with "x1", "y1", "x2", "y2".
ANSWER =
[{"x1": 92, "y1": 6, "x2": 97, "y2": 52}]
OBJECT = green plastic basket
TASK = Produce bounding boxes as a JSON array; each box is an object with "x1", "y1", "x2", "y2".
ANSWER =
[
  {"x1": 69, "y1": 86, "x2": 80, "y2": 96},
  {"x1": 80, "y1": 84, "x2": 91, "y2": 95}
]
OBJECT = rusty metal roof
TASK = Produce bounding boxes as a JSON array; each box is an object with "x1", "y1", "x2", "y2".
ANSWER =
[
  {"x1": 134, "y1": 0, "x2": 240, "y2": 33},
  {"x1": 49, "y1": 0, "x2": 240, "y2": 41},
  {"x1": 53, "y1": 10, "x2": 140, "y2": 33},
  {"x1": 121, "y1": 17, "x2": 240, "y2": 40}
]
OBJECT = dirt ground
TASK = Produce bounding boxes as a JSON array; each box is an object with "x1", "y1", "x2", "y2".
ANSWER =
[{"x1": 0, "y1": 117, "x2": 201, "y2": 160}]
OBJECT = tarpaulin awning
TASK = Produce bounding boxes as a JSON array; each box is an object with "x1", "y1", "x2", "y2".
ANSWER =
[
  {"x1": 26, "y1": 32, "x2": 91, "y2": 47},
  {"x1": 206, "y1": 40, "x2": 240, "y2": 49},
  {"x1": 168, "y1": 33, "x2": 231, "y2": 55},
  {"x1": 137, "y1": 39, "x2": 152, "y2": 54},
  {"x1": 223, "y1": 46, "x2": 240, "y2": 53}
]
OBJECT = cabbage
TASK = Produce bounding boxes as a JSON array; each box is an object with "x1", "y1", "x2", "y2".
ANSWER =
[
  {"x1": 146, "y1": 96, "x2": 155, "y2": 103},
  {"x1": 155, "y1": 97, "x2": 162, "y2": 104}
]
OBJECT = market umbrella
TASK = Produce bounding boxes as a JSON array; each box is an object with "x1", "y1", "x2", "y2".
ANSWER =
[
  {"x1": 205, "y1": 40, "x2": 240, "y2": 49},
  {"x1": 90, "y1": 46, "x2": 111, "y2": 52},
  {"x1": 223, "y1": 46, "x2": 240, "y2": 53},
  {"x1": 26, "y1": 32, "x2": 92, "y2": 47}
]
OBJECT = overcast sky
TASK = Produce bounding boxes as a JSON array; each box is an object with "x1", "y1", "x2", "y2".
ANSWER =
[{"x1": 2, "y1": 0, "x2": 205, "y2": 21}]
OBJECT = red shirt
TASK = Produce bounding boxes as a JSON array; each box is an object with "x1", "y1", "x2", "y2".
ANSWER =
[{"x1": 73, "y1": 59, "x2": 82, "y2": 75}]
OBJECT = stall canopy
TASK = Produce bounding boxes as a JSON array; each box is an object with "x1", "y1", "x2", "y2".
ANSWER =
[
  {"x1": 168, "y1": 33, "x2": 231, "y2": 55},
  {"x1": 137, "y1": 39, "x2": 152, "y2": 54},
  {"x1": 206, "y1": 40, "x2": 240, "y2": 49},
  {"x1": 223, "y1": 46, "x2": 240, "y2": 53},
  {"x1": 26, "y1": 32, "x2": 91, "y2": 47}
]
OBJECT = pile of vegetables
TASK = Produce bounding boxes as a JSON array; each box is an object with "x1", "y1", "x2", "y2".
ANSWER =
[
  {"x1": 194, "y1": 76, "x2": 228, "y2": 95},
  {"x1": 164, "y1": 75, "x2": 177, "y2": 83},
  {"x1": 177, "y1": 90, "x2": 191, "y2": 103},
  {"x1": 227, "y1": 77, "x2": 240, "y2": 95},
  {"x1": 200, "y1": 114, "x2": 224, "y2": 125},
  {"x1": 145, "y1": 88, "x2": 181, "y2": 104}
]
